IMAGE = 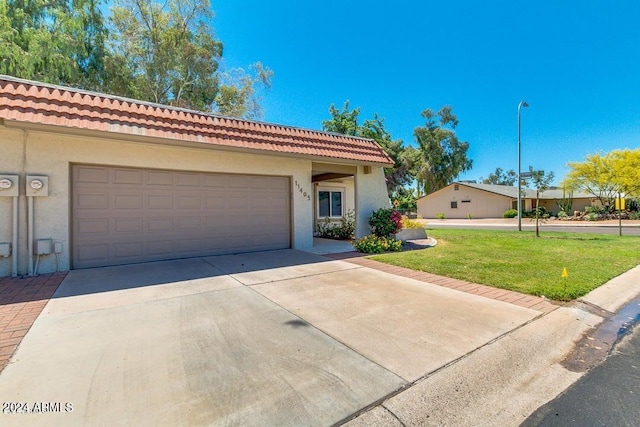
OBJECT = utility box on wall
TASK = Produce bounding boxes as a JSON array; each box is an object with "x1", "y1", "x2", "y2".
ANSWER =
[
  {"x1": 35, "y1": 239, "x2": 52, "y2": 255},
  {"x1": 26, "y1": 175, "x2": 49, "y2": 197},
  {"x1": 0, "y1": 242, "x2": 11, "y2": 257},
  {"x1": 0, "y1": 175, "x2": 19, "y2": 197}
]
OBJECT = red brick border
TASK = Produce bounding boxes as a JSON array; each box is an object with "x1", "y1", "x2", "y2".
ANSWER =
[
  {"x1": 327, "y1": 252, "x2": 559, "y2": 314},
  {"x1": 0, "y1": 273, "x2": 67, "y2": 372}
]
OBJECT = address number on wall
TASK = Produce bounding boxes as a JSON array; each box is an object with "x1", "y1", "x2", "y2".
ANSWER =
[{"x1": 294, "y1": 180, "x2": 311, "y2": 201}]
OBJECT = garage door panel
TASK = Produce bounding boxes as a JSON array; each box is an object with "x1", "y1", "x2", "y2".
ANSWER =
[
  {"x1": 148, "y1": 240, "x2": 174, "y2": 255},
  {"x1": 174, "y1": 238, "x2": 202, "y2": 253},
  {"x1": 228, "y1": 175, "x2": 250, "y2": 188},
  {"x1": 146, "y1": 170, "x2": 174, "y2": 185},
  {"x1": 113, "y1": 168, "x2": 143, "y2": 184},
  {"x1": 202, "y1": 195, "x2": 226, "y2": 209},
  {"x1": 176, "y1": 173, "x2": 200, "y2": 186},
  {"x1": 176, "y1": 195, "x2": 201, "y2": 209},
  {"x1": 147, "y1": 194, "x2": 173, "y2": 209},
  {"x1": 113, "y1": 242, "x2": 144, "y2": 258},
  {"x1": 75, "y1": 244, "x2": 109, "y2": 262},
  {"x1": 114, "y1": 218, "x2": 143, "y2": 233},
  {"x1": 76, "y1": 218, "x2": 109, "y2": 235},
  {"x1": 113, "y1": 194, "x2": 143, "y2": 209},
  {"x1": 147, "y1": 217, "x2": 173, "y2": 232},
  {"x1": 72, "y1": 166, "x2": 291, "y2": 268},
  {"x1": 176, "y1": 217, "x2": 201, "y2": 230},
  {"x1": 75, "y1": 166, "x2": 109, "y2": 184},
  {"x1": 203, "y1": 174, "x2": 226, "y2": 187},
  {"x1": 76, "y1": 192, "x2": 109, "y2": 209}
]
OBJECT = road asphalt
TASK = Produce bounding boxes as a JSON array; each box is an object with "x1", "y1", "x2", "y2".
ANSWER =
[
  {"x1": 521, "y1": 322, "x2": 640, "y2": 427},
  {"x1": 0, "y1": 241, "x2": 638, "y2": 426}
]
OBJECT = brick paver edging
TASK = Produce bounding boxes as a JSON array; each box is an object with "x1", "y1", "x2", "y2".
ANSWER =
[
  {"x1": 327, "y1": 252, "x2": 559, "y2": 314},
  {"x1": 0, "y1": 273, "x2": 67, "y2": 372}
]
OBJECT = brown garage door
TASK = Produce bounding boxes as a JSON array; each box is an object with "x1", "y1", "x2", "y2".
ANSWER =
[{"x1": 72, "y1": 165, "x2": 291, "y2": 268}]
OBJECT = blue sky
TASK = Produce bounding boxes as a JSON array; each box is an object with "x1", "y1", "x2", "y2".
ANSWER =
[{"x1": 212, "y1": 1, "x2": 640, "y2": 185}]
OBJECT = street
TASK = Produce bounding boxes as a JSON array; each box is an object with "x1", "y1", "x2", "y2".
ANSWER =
[{"x1": 521, "y1": 322, "x2": 640, "y2": 426}]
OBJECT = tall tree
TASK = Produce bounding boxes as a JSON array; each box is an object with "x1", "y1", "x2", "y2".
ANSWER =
[
  {"x1": 414, "y1": 106, "x2": 472, "y2": 195},
  {"x1": 481, "y1": 167, "x2": 517, "y2": 186},
  {"x1": 107, "y1": 0, "x2": 272, "y2": 116},
  {"x1": 526, "y1": 167, "x2": 554, "y2": 237},
  {"x1": 563, "y1": 149, "x2": 640, "y2": 210},
  {"x1": 0, "y1": 0, "x2": 108, "y2": 89},
  {"x1": 322, "y1": 101, "x2": 416, "y2": 194}
]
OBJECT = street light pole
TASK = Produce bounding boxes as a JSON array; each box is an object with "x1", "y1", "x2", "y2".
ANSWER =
[{"x1": 517, "y1": 101, "x2": 529, "y2": 231}]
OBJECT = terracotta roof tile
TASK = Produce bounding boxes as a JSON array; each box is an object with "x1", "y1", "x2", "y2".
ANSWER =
[{"x1": 0, "y1": 76, "x2": 393, "y2": 165}]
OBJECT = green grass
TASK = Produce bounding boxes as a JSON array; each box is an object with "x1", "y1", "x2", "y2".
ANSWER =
[{"x1": 371, "y1": 229, "x2": 640, "y2": 301}]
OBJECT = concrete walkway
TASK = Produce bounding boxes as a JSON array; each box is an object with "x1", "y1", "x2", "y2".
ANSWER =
[{"x1": 0, "y1": 249, "x2": 638, "y2": 426}]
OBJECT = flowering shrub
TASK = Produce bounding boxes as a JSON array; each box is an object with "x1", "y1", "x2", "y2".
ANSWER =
[
  {"x1": 352, "y1": 235, "x2": 403, "y2": 254},
  {"x1": 369, "y1": 208, "x2": 403, "y2": 237},
  {"x1": 401, "y1": 218, "x2": 423, "y2": 229}
]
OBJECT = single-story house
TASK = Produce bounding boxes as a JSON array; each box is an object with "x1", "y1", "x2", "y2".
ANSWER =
[
  {"x1": 417, "y1": 182, "x2": 597, "y2": 219},
  {"x1": 0, "y1": 76, "x2": 393, "y2": 277}
]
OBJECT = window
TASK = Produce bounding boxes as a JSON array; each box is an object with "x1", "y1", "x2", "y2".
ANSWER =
[
  {"x1": 318, "y1": 190, "x2": 343, "y2": 217},
  {"x1": 451, "y1": 201, "x2": 458, "y2": 209},
  {"x1": 454, "y1": 184, "x2": 459, "y2": 191}
]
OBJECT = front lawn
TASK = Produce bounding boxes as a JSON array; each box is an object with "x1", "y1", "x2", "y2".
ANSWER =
[{"x1": 371, "y1": 229, "x2": 640, "y2": 301}]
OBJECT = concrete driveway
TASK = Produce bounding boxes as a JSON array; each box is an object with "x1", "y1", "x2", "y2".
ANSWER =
[{"x1": 0, "y1": 250, "x2": 540, "y2": 426}]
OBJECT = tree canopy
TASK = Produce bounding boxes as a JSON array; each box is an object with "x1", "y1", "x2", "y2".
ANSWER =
[
  {"x1": 322, "y1": 101, "x2": 417, "y2": 195},
  {"x1": 414, "y1": 106, "x2": 472, "y2": 195},
  {"x1": 0, "y1": 0, "x2": 272, "y2": 118},
  {"x1": 481, "y1": 167, "x2": 517, "y2": 186},
  {"x1": 0, "y1": 0, "x2": 107, "y2": 89},
  {"x1": 563, "y1": 149, "x2": 640, "y2": 208}
]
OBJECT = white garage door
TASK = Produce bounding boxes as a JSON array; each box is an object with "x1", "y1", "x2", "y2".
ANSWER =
[{"x1": 72, "y1": 165, "x2": 291, "y2": 268}]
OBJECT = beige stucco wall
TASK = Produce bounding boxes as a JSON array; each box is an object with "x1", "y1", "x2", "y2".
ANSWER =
[
  {"x1": 539, "y1": 198, "x2": 594, "y2": 215},
  {"x1": 1, "y1": 125, "x2": 328, "y2": 276},
  {"x1": 417, "y1": 186, "x2": 514, "y2": 219},
  {"x1": 355, "y1": 166, "x2": 391, "y2": 238}
]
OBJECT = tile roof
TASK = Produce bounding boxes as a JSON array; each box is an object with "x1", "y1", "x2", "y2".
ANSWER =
[
  {"x1": 0, "y1": 76, "x2": 393, "y2": 166},
  {"x1": 418, "y1": 182, "x2": 595, "y2": 200},
  {"x1": 458, "y1": 182, "x2": 594, "y2": 199}
]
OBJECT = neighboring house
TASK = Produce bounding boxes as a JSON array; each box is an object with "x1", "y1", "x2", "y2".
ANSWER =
[
  {"x1": 417, "y1": 182, "x2": 597, "y2": 219},
  {"x1": 0, "y1": 76, "x2": 392, "y2": 277}
]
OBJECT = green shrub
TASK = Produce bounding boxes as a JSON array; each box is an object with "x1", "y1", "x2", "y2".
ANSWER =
[
  {"x1": 435, "y1": 213, "x2": 445, "y2": 220},
  {"x1": 524, "y1": 206, "x2": 547, "y2": 218},
  {"x1": 557, "y1": 210, "x2": 568, "y2": 219},
  {"x1": 316, "y1": 209, "x2": 355, "y2": 240},
  {"x1": 467, "y1": 213, "x2": 473, "y2": 220},
  {"x1": 585, "y1": 205, "x2": 607, "y2": 215},
  {"x1": 503, "y1": 209, "x2": 518, "y2": 218},
  {"x1": 369, "y1": 208, "x2": 403, "y2": 237},
  {"x1": 585, "y1": 212, "x2": 599, "y2": 221},
  {"x1": 353, "y1": 235, "x2": 403, "y2": 254},
  {"x1": 629, "y1": 211, "x2": 640, "y2": 220}
]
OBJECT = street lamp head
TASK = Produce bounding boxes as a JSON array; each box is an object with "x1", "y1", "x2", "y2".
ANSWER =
[{"x1": 522, "y1": 101, "x2": 529, "y2": 108}]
